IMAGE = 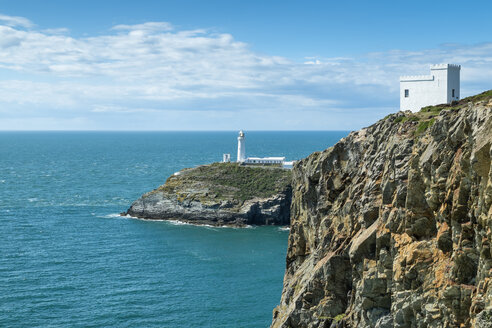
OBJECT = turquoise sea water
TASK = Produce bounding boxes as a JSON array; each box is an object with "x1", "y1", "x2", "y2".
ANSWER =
[{"x1": 0, "y1": 131, "x2": 348, "y2": 328}]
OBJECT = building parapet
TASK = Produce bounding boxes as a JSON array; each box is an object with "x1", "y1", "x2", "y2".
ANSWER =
[
  {"x1": 430, "y1": 63, "x2": 461, "y2": 70},
  {"x1": 400, "y1": 75, "x2": 434, "y2": 82}
]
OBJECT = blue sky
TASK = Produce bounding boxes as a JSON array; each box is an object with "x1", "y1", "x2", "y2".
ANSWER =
[{"x1": 0, "y1": 0, "x2": 491, "y2": 130}]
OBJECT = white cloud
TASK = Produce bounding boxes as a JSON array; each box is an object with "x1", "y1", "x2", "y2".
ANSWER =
[
  {"x1": 304, "y1": 59, "x2": 321, "y2": 65},
  {"x1": 0, "y1": 13, "x2": 490, "y2": 130},
  {"x1": 91, "y1": 105, "x2": 159, "y2": 113},
  {"x1": 0, "y1": 14, "x2": 33, "y2": 28},
  {"x1": 42, "y1": 27, "x2": 70, "y2": 35},
  {"x1": 112, "y1": 22, "x2": 173, "y2": 32}
]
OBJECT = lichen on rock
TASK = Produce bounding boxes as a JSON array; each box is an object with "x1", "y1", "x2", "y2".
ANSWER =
[{"x1": 272, "y1": 91, "x2": 492, "y2": 328}]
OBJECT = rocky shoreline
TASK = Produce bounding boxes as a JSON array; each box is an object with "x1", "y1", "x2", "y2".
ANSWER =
[{"x1": 123, "y1": 163, "x2": 292, "y2": 227}]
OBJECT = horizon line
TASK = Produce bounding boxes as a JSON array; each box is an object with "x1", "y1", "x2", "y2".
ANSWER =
[{"x1": 0, "y1": 129, "x2": 352, "y2": 133}]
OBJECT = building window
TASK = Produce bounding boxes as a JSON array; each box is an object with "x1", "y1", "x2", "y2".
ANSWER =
[
  {"x1": 452, "y1": 89, "x2": 455, "y2": 97},
  {"x1": 404, "y1": 89, "x2": 409, "y2": 97}
]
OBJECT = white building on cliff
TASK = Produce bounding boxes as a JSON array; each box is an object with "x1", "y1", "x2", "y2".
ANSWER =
[{"x1": 400, "y1": 64, "x2": 461, "y2": 112}]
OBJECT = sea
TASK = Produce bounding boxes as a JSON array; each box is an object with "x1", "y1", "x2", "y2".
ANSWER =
[{"x1": 0, "y1": 131, "x2": 348, "y2": 328}]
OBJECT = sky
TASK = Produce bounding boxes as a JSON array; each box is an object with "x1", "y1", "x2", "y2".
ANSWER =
[{"x1": 0, "y1": 0, "x2": 491, "y2": 131}]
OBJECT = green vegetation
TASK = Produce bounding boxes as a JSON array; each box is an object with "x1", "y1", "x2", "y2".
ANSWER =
[
  {"x1": 315, "y1": 313, "x2": 346, "y2": 322},
  {"x1": 415, "y1": 118, "x2": 435, "y2": 135},
  {"x1": 391, "y1": 107, "x2": 440, "y2": 137},
  {"x1": 382, "y1": 113, "x2": 394, "y2": 121},
  {"x1": 419, "y1": 89, "x2": 492, "y2": 117},
  {"x1": 392, "y1": 89, "x2": 492, "y2": 137},
  {"x1": 420, "y1": 104, "x2": 448, "y2": 113},
  {"x1": 333, "y1": 313, "x2": 346, "y2": 322},
  {"x1": 394, "y1": 115, "x2": 419, "y2": 123},
  {"x1": 393, "y1": 116, "x2": 404, "y2": 123},
  {"x1": 158, "y1": 162, "x2": 292, "y2": 202},
  {"x1": 460, "y1": 89, "x2": 492, "y2": 103}
]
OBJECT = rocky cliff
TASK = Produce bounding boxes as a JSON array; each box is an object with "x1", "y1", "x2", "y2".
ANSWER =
[
  {"x1": 272, "y1": 91, "x2": 492, "y2": 328},
  {"x1": 125, "y1": 162, "x2": 292, "y2": 226}
]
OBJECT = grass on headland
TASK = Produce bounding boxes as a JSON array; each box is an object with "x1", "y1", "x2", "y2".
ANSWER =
[
  {"x1": 158, "y1": 162, "x2": 292, "y2": 202},
  {"x1": 419, "y1": 89, "x2": 492, "y2": 116},
  {"x1": 385, "y1": 89, "x2": 492, "y2": 136},
  {"x1": 394, "y1": 115, "x2": 419, "y2": 124}
]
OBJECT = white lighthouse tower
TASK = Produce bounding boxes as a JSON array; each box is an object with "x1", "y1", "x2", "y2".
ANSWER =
[{"x1": 237, "y1": 130, "x2": 246, "y2": 162}]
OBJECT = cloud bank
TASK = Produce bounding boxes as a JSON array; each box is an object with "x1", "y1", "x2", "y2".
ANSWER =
[{"x1": 0, "y1": 14, "x2": 490, "y2": 130}]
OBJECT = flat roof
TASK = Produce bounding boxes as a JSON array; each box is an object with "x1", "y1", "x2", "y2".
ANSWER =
[{"x1": 246, "y1": 157, "x2": 285, "y2": 160}]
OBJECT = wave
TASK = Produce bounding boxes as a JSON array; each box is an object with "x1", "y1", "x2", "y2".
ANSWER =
[
  {"x1": 97, "y1": 213, "x2": 133, "y2": 219},
  {"x1": 99, "y1": 213, "x2": 255, "y2": 229},
  {"x1": 167, "y1": 220, "x2": 241, "y2": 229}
]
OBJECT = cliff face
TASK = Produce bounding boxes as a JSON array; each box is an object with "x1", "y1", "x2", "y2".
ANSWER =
[
  {"x1": 125, "y1": 163, "x2": 292, "y2": 226},
  {"x1": 272, "y1": 93, "x2": 492, "y2": 328}
]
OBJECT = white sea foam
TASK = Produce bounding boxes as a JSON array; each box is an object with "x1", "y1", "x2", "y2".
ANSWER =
[
  {"x1": 101, "y1": 214, "x2": 255, "y2": 229},
  {"x1": 162, "y1": 219, "x2": 253, "y2": 229},
  {"x1": 278, "y1": 226, "x2": 290, "y2": 231},
  {"x1": 107, "y1": 213, "x2": 124, "y2": 218},
  {"x1": 222, "y1": 224, "x2": 254, "y2": 229},
  {"x1": 98, "y1": 213, "x2": 128, "y2": 219},
  {"x1": 167, "y1": 220, "x2": 218, "y2": 228},
  {"x1": 167, "y1": 220, "x2": 192, "y2": 226}
]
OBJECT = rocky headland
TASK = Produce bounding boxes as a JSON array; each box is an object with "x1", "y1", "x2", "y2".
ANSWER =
[
  {"x1": 272, "y1": 91, "x2": 492, "y2": 327},
  {"x1": 124, "y1": 162, "x2": 292, "y2": 226}
]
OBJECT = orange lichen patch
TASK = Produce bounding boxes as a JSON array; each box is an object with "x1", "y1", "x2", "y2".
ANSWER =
[
  {"x1": 453, "y1": 147, "x2": 463, "y2": 166},
  {"x1": 376, "y1": 227, "x2": 391, "y2": 246},
  {"x1": 382, "y1": 203, "x2": 394, "y2": 210},
  {"x1": 393, "y1": 240, "x2": 438, "y2": 284},
  {"x1": 432, "y1": 250, "x2": 453, "y2": 289},
  {"x1": 460, "y1": 284, "x2": 476, "y2": 291},
  {"x1": 404, "y1": 242, "x2": 433, "y2": 265},
  {"x1": 393, "y1": 233, "x2": 413, "y2": 248},
  {"x1": 363, "y1": 259, "x2": 378, "y2": 271},
  {"x1": 437, "y1": 222, "x2": 449, "y2": 233},
  {"x1": 437, "y1": 221, "x2": 450, "y2": 236},
  {"x1": 453, "y1": 188, "x2": 461, "y2": 204},
  {"x1": 393, "y1": 262, "x2": 404, "y2": 282},
  {"x1": 483, "y1": 277, "x2": 491, "y2": 290},
  {"x1": 439, "y1": 202, "x2": 448, "y2": 214}
]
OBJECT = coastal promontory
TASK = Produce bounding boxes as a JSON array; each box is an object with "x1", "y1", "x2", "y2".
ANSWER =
[
  {"x1": 124, "y1": 162, "x2": 292, "y2": 226},
  {"x1": 272, "y1": 91, "x2": 492, "y2": 327}
]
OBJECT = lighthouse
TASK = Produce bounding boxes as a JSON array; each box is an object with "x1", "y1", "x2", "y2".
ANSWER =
[{"x1": 237, "y1": 130, "x2": 246, "y2": 162}]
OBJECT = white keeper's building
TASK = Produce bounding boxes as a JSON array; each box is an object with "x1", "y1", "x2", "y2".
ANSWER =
[
  {"x1": 222, "y1": 131, "x2": 294, "y2": 169},
  {"x1": 400, "y1": 64, "x2": 461, "y2": 112}
]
